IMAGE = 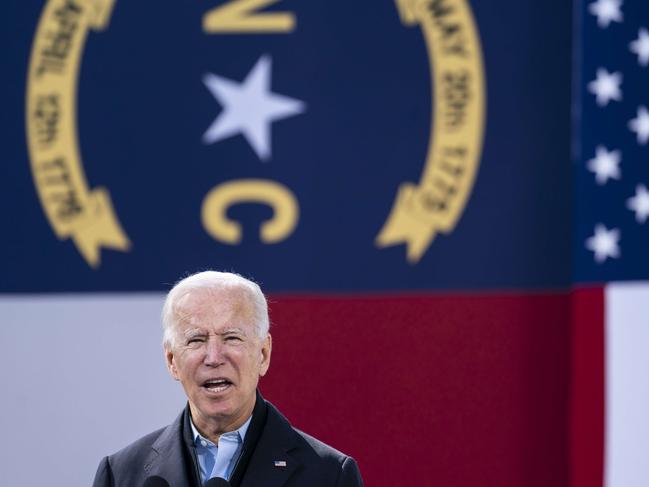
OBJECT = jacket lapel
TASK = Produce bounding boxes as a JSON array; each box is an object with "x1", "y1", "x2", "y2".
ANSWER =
[
  {"x1": 144, "y1": 412, "x2": 195, "y2": 487},
  {"x1": 240, "y1": 402, "x2": 301, "y2": 487}
]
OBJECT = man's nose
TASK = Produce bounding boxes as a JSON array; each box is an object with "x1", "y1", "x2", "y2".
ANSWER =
[{"x1": 203, "y1": 338, "x2": 225, "y2": 366}]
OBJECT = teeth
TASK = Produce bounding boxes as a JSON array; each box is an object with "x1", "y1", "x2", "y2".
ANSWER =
[
  {"x1": 204, "y1": 379, "x2": 230, "y2": 392},
  {"x1": 206, "y1": 384, "x2": 228, "y2": 392}
]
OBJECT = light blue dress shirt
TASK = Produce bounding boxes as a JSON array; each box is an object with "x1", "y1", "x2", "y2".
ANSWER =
[{"x1": 190, "y1": 416, "x2": 252, "y2": 484}]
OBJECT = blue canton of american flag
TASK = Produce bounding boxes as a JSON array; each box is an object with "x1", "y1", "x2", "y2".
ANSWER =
[{"x1": 577, "y1": 0, "x2": 649, "y2": 282}]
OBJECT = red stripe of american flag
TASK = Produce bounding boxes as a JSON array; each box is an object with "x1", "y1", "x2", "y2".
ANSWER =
[{"x1": 570, "y1": 288, "x2": 605, "y2": 487}]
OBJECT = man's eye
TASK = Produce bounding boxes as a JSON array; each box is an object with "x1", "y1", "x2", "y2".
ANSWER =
[
  {"x1": 187, "y1": 338, "x2": 204, "y2": 344},
  {"x1": 225, "y1": 336, "x2": 242, "y2": 342}
]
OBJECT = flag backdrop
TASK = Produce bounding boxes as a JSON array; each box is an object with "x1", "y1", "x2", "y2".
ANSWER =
[
  {"x1": 572, "y1": 1, "x2": 649, "y2": 487},
  {"x1": 1, "y1": 0, "x2": 646, "y2": 486}
]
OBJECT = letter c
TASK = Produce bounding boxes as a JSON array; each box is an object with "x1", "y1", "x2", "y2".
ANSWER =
[{"x1": 201, "y1": 179, "x2": 299, "y2": 244}]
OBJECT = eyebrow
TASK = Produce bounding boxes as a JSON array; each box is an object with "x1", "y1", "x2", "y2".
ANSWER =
[
  {"x1": 219, "y1": 327, "x2": 247, "y2": 336},
  {"x1": 183, "y1": 328, "x2": 205, "y2": 338},
  {"x1": 182, "y1": 327, "x2": 247, "y2": 338}
]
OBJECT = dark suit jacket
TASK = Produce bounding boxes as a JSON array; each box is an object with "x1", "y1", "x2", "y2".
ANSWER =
[{"x1": 92, "y1": 399, "x2": 363, "y2": 487}]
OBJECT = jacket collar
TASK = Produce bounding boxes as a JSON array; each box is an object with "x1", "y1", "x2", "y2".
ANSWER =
[
  {"x1": 145, "y1": 410, "x2": 195, "y2": 487},
  {"x1": 229, "y1": 390, "x2": 268, "y2": 487},
  {"x1": 239, "y1": 401, "x2": 302, "y2": 487}
]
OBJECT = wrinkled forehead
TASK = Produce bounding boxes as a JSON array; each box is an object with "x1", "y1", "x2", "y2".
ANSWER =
[{"x1": 173, "y1": 286, "x2": 256, "y2": 330}]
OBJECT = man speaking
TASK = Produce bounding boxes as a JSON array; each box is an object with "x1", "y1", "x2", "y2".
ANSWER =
[{"x1": 93, "y1": 271, "x2": 363, "y2": 486}]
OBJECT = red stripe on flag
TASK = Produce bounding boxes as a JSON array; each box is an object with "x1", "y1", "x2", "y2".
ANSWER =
[
  {"x1": 570, "y1": 287, "x2": 605, "y2": 487},
  {"x1": 263, "y1": 292, "x2": 570, "y2": 487}
]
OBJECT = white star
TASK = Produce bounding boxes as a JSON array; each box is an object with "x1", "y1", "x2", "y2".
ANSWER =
[
  {"x1": 587, "y1": 145, "x2": 621, "y2": 184},
  {"x1": 588, "y1": 68, "x2": 622, "y2": 106},
  {"x1": 630, "y1": 28, "x2": 649, "y2": 66},
  {"x1": 202, "y1": 55, "x2": 306, "y2": 161},
  {"x1": 586, "y1": 224, "x2": 620, "y2": 263},
  {"x1": 629, "y1": 105, "x2": 649, "y2": 145},
  {"x1": 627, "y1": 184, "x2": 649, "y2": 223},
  {"x1": 588, "y1": 0, "x2": 623, "y2": 28}
]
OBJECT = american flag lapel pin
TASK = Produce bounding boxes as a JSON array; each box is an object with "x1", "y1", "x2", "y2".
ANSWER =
[{"x1": 274, "y1": 460, "x2": 287, "y2": 467}]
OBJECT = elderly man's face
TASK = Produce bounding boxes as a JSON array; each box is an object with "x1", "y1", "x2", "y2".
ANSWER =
[{"x1": 165, "y1": 287, "x2": 271, "y2": 438}]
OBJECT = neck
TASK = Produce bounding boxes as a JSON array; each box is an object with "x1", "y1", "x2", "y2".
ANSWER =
[{"x1": 189, "y1": 401, "x2": 254, "y2": 444}]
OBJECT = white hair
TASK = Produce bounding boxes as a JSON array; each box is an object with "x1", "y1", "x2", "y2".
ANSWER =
[{"x1": 161, "y1": 270, "x2": 269, "y2": 349}]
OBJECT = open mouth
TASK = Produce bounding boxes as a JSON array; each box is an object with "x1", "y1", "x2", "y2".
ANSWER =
[{"x1": 202, "y1": 378, "x2": 232, "y2": 393}]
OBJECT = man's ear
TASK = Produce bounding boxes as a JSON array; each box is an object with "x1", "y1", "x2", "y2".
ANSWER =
[
  {"x1": 259, "y1": 333, "x2": 272, "y2": 377},
  {"x1": 165, "y1": 346, "x2": 180, "y2": 381}
]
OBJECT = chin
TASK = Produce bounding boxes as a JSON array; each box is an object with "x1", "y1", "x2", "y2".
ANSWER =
[{"x1": 205, "y1": 397, "x2": 240, "y2": 416}]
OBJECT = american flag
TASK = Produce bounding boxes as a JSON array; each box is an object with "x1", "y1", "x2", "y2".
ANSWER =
[{"x1": 573, "y1": 1, "x2": 649, "y2": 486}]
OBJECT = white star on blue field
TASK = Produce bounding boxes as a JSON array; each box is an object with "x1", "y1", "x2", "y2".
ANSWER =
[{"x1": 202, "y1": 55, "x2": 306, "y2": 161}]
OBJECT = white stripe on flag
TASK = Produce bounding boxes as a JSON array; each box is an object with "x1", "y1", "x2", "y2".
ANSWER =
[
  {"x1": 606, "y1": 283, "x2": 649, "y2": 487},
  {"x1": 0, "y1": 294, "x2": 186, "y2": 487}
]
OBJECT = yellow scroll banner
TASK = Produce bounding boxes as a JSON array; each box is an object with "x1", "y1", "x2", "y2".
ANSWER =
[
  {"x1": 376, "y1": 0, "x2": 486, "y2": 263},
  {"x1": 26, "y1": 0, "x2": 129, "y2": 268}
]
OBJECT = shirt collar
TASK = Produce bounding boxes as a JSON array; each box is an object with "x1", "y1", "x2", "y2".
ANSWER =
[{"x1": 190, "y1": 414, "x2": 252, "y2": 447}]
